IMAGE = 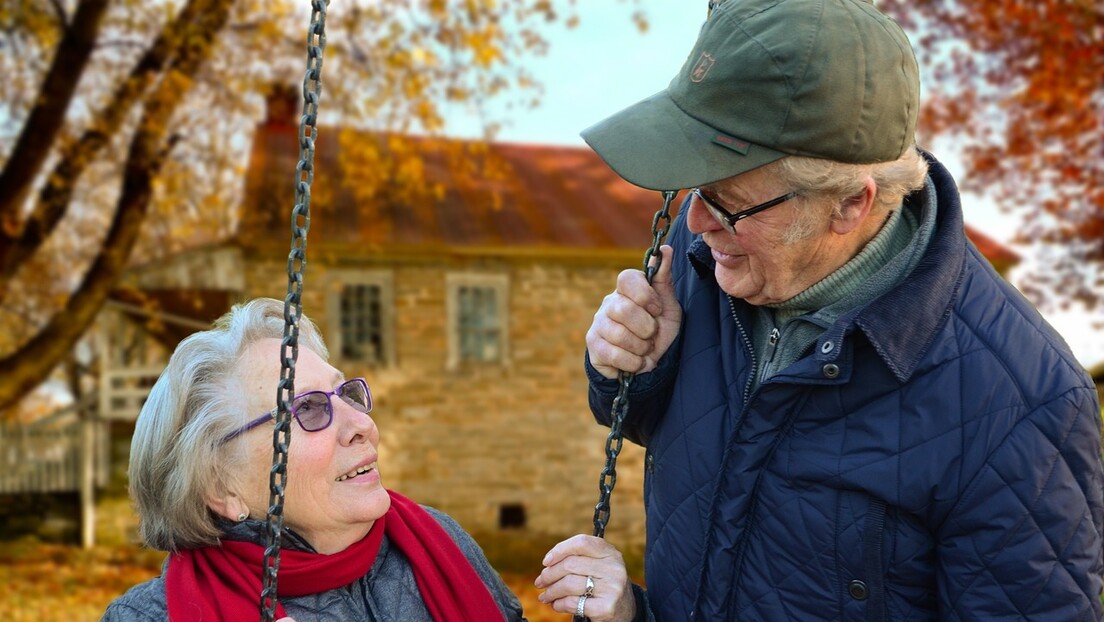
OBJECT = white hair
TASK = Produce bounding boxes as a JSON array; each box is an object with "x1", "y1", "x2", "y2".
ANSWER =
[
  {"x1": 128, "y1": 298, "x2": 328, "y2": 551},
  {"x1": 762, "y1": 147, "x2": 929, "y2": 243}
]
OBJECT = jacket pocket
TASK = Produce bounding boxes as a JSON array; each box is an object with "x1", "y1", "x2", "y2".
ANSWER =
[
  {"x1": 860, "y1": 498, "x2": 887, "y2": 622},
  {"x1": 838, "y1": 493, "x2": 887, "y2": 622}
]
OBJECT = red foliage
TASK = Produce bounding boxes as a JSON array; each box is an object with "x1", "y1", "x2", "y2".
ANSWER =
[{"x1": 879, "y1": 0, "x2": 1103, "y2": 306}]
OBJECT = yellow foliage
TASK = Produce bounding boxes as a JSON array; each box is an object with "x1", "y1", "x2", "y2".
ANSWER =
[{"x1": 0, "y1": 495, "x2": 574, "y2": 621}]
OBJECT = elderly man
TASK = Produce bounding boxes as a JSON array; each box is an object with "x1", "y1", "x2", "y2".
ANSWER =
[{"x1": 557, "y1": 0, "x2": 1104, "y2": 619}]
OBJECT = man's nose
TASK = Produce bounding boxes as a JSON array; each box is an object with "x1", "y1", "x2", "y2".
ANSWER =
[{"x1": 687, "y1": 192, "x2": 725, "y2": 235}]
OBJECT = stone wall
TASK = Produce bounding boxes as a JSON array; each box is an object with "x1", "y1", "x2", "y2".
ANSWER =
[{"x1": 243, "y1": 252, "x2": 649, "y2": 552}]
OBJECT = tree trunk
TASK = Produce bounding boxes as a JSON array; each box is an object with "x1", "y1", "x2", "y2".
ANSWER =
[
  {"x1": 0, "y1": 0, "x2": 110, "y2": 238},
  {"x1": 0, "y1": 0, "x2": 229, "y2": 283},
  {"x1": 0, "y1": 0, "x2": 234, "y2": 414}
]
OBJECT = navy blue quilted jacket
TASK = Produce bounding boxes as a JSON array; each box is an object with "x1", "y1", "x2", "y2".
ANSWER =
[{"x1": 587, "y1": 154, "x2": 1104, "y2": 620}]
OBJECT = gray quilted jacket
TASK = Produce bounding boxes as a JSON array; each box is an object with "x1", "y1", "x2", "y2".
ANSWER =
[{"x1": 101, "y1": 506, "x2": 525, "y2": 621}]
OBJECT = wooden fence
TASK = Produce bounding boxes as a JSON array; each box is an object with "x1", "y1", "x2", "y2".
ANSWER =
[
  {"x1": 0, "y1": 416, "x2": 83, "y2": 493},
  {"x1": 0, "y1": 398, "x2": 105, "y2": 547}
]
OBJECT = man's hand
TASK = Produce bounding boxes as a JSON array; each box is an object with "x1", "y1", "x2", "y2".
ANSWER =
[{"x1": 586, "y1": 245, "x2": 681, "y2": 379}]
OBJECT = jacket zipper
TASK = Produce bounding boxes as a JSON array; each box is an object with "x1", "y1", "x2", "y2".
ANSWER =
[
  {"x1": 728, "y1": 295, "x2": 758, "y2": 406},
  {"x1": 692, "y1": 297, "x2": 760, "y2": 617}
]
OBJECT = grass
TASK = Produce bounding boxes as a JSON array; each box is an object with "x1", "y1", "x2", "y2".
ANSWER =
[{"x1": 0, "y1": 494, "x2": 639, "y2": 621}]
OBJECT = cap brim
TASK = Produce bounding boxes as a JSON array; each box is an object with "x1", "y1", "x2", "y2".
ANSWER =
[{"x1": 580, "y1": 90, "x2": 788, "y2": 191}]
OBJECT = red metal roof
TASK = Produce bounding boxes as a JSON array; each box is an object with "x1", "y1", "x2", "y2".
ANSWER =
[
  {"x1": 239, "y1": 123, "x2": 1017, "y2": 266},
  {"x1": 240, "y1": 127, "x2": 679, "y2": 252}
]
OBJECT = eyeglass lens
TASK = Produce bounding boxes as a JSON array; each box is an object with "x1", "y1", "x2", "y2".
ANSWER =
[
  {"x1": 696, "y1": 189, "x2": 735, "y2": 233},
  {"x1": 291, "y1": 379, "x2": 372, "y2": 431},
  {"x1": 337, "y1": 379, "x2": 372, "y2": 413}
]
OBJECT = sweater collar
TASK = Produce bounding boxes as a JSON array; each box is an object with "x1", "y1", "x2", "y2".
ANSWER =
[{"x1": 687, "y1": 150, "x2": 967, "y2": 383}]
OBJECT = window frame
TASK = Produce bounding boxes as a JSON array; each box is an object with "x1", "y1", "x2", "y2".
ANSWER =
[
  {"x1": 445, "y1": 272, "x2": 510, "y2": 369},
  {"x1": 325, "y1": 269, "x2": 396, "y2": 367}
]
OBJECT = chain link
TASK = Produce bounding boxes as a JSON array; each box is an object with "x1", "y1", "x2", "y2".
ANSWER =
[
  {"x1": 577, "y1": 190, "x2": 676, "y2": 622},
  {"x1": 260, "y1": 2, "x2": 329, "y2": 621}
]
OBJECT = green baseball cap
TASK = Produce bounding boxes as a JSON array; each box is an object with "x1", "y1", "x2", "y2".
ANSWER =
[{"x1": 581, "y1": 0, "x2": 920, "y2": 191}]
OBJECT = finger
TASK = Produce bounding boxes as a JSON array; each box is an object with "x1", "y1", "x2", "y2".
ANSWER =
[
  {"x1": 586, "y1": 339, "x2": 647, "y2": 377},
  {"x1": 592, "y1": 306, "x2": 655, "y2": 353},
  {"x1": 536, "y1": 538, "x2": 625, "y2": 593},
  {"x1": 549, "y1": 593, "x2": 623, "y2": 622},
  {"x1": 536, "y1": 569, "x2": 597, "y2": 602},
  {"x1": 534, "y1": 535, "x2": 606, "y2": 588},
  {"x1": 550, "y1": 594, "x2": 593, "y2": 618},
  {"x1": 542, "y1": 534, "x2": 606, "y2": 567},
  {"x1": 615, "y1": 268, "x2": 664, "y2": 318},
  {"x1": 648, "y1": 245, "x2": 679, "y2": 318}
]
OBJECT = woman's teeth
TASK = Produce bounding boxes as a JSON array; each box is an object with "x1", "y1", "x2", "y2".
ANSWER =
[{"x1": 336, "y1": 463, "x2": 376, "y2": 482}]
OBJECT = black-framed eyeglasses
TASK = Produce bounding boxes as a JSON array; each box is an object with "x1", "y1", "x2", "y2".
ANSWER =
[
  {"x1": 692, "y1": 187, "x2": 799, "y2": 234},
  {"x1": 222, "y1": 378, "x2": 373, "y2": 443}
]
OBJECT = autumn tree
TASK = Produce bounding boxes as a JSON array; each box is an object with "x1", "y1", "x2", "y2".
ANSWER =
[
  {"x1": 0, "y1": 0, "x2": 582, "y2": 414},
  {"x1": 879, "y1": 0, "x2": 1103, "y2": 309}
]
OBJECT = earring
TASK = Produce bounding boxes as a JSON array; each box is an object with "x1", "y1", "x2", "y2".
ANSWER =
[{"x1": 237, "y1": 511, "x2": 248, "y2": 522}]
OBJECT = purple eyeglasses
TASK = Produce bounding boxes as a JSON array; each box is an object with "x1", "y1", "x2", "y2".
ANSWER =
[{"x1": 222, "y1": 378, "x2": 373, "y2": 442}]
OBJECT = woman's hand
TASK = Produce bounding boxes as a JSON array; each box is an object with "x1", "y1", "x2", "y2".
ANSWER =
[{"x1": 535, "y1": 535, "x2": 636, "y2": 622}]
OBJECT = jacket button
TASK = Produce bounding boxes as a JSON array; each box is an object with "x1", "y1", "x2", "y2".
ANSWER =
[
  {"x1": 646, "y1": 452, "x2": 655, "y2": 473},
  {"x1": 820, "y1": 340, "x2": 834, "y2": 354},
  {"x1": 848, "y1": 580, "x2": 868, "y2": 600},
  {"x1": 822, "y1": 363, "x2": 840, "y2": 378}
]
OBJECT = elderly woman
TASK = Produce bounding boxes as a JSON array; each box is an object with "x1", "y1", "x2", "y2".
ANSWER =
[{"x1": 101, "y1": 298, "x2": 525, "y2": 621}]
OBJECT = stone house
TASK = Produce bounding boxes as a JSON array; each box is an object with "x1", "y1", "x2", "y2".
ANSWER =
[{"x1": 100, "y1": 90, "x2": 1021, "y2": 554}]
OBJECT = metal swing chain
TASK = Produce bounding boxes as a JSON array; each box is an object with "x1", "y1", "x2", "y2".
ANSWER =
[
  {"x1": 578, "y1": 6, "x2": 711, "y2": 621},
  {"x1": 577, "y1": 189, "x2": 676, "y2": 622},
  {"x1": 261, "y1": 2, "x2": 330, "y2": 621}
]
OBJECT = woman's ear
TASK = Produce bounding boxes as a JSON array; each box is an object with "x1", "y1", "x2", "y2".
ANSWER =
[
  {"x1": 206, "y1": 489, "x2": 250, "y2": 522},
  {"x1": 831, "y1": 176, "x2": 877, "y2": 235}
]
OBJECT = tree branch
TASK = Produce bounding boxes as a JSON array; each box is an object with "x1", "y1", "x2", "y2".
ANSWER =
[
  {"x1": 48, "y1": 0, "x2": 70, "y2": 26},
  {"x1": 0, "y1": 0, "x2": 109, "y2": 240},
  {"x1": 0, "y1": 0, "x2": 227, "y2": 282},
  {"x1": 0, "y1": 0, "x2": 235, "y2": 412}
]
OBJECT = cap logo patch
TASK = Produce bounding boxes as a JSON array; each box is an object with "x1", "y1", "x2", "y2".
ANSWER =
[
  {"x1": 712, "y1": 133, "x2": 750, "y2": 154},
  {"x1": 690, "y1": 52, "x2": 716, "y2": 83}
]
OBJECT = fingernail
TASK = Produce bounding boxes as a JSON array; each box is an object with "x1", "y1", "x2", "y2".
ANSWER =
[{"x1": 542, "y1": 552, "x2": 551, "y2": 565}]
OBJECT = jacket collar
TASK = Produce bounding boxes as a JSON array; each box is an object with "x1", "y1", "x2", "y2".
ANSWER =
[
  {"x1": 216, "y1": 516, "x2": 318, "y2": 553},
  {"x1": 852, "y1": 152, "x2": 965, "y2": 382},
  {"x1": 687, "y1": 150, "x2": 966, "y2": 383}
]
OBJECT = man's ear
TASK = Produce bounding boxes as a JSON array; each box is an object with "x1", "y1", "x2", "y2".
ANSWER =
[{"x1": 831, "y1": 176, "x2": 877, "y2": 235}]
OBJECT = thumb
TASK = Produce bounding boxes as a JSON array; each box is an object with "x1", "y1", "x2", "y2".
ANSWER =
[{"x1": 647, "y1": 245, "x2": 678, "y2": 314}]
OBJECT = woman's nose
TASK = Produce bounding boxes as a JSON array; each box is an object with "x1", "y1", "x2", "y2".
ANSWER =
[{"x1": 336, "y1": 400, "x2": 378, "y2": 445}]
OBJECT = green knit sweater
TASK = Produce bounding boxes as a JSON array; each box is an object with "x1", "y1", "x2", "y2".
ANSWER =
[{"x1": 748, "y1": 178, "x2": 937, "y2": 391}]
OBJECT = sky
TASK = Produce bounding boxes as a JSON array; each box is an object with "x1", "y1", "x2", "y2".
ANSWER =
[{"x1": 445, "y1": 1, "x2": 1104, "y2": 369}]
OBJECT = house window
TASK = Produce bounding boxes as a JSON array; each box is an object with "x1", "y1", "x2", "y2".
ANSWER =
[
  {"x1": 446, "y1": 273, "x2": 508, "y2": 367},
  {"x1": 341, "y1": 284, "x2": 383, "y2": 360},
  {"x1": 326, "y1": 271, "x2": 394, "y2": 366}
]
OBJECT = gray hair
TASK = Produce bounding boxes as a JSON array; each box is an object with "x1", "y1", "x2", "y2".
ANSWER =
[
  {"x1": 128, "y1": 297, "x2": 328, "y2": 551},
  {"x1": 763, "y1": 147, "x2": 929, "y2": 243}
]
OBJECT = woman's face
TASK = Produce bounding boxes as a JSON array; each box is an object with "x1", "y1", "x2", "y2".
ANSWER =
[{"x1": 233, "y1": 338, "x2": 390, "y2": 554}]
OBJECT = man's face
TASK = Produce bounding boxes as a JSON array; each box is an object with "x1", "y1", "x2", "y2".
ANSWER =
[{"x1": 687, "y1": 166, "x2": 846, "y2": 305}]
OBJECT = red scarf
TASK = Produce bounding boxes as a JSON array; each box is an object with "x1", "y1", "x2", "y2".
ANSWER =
[{"x1": 166, "y1": 490, "x2": 504, "y2": 621}]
